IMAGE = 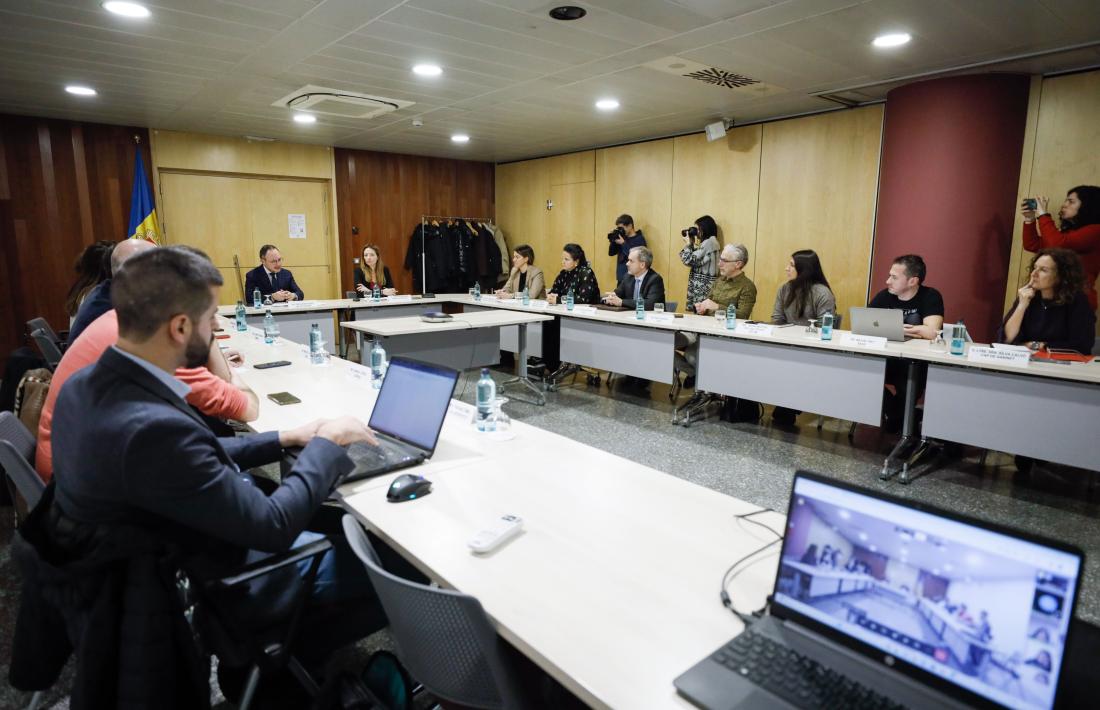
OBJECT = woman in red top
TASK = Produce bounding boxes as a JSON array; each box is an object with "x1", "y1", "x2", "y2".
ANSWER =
[{"x1": 1021, "y1": 185, "x2": 1100, "y2": 309}]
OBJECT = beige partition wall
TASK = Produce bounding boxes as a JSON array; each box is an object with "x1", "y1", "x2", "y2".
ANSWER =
[
  {"x1": 151, "y1": 130, "x2": 340, "y2": 303},
  {"x1": 756, "y1": 106, "x2": 884, "y2": 323},
  {"x1": 1006, "y1": 69, "x2": 1100, "y2": 331}
]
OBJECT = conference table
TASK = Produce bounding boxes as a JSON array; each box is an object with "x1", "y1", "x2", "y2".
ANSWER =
[{"x1": 219, "y1": 316, "x2": 785, "y2": 709}]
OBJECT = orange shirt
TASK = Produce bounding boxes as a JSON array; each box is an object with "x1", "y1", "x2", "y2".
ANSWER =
[{"x1": 35, "y1": 310, "x2": 250, "y2": 482}]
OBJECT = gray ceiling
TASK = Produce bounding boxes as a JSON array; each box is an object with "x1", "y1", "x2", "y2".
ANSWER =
[{"x1": 2, "y1": 0, "x2": 1099, "y2": 163}]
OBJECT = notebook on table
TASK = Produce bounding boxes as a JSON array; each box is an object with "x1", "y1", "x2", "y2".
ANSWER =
[{"x1": 675, "y1": 470, "x2": 1083, "y2": 710}]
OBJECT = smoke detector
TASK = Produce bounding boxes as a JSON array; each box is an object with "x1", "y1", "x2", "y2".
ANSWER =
[{"x1": 273, "y1": 84, "x2": 414, "y2": 119}]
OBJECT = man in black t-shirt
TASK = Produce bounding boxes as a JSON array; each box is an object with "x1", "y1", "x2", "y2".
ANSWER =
[{"x1": 868, "y1": 254, "x2": 945, "y2": 431}]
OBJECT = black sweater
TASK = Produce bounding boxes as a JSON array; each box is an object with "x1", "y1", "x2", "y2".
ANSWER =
[{"x1": 997, "y1": 292, "x2": 1096, "y2": 354}]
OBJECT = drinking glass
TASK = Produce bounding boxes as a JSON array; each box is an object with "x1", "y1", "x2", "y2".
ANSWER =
[{"x1": 654, "y1": 302, "x2": 665, "y2": 314}]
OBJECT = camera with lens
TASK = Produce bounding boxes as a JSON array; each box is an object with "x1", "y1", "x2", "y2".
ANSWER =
[
  {"x1": 681, "y1": 226, "x2": 699, "y2": 239},
  {"x1": 607, "y1": 225, "x2": 626, "y2": 242}
]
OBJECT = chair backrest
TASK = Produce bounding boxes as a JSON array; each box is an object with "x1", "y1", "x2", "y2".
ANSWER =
[
  {"x1": 30, "y1": 330, "x2": 63, "y2": 371},
  {"x1": 341, "y1": 515, "x2": 526, "y2": 710},
  {"x1": 27, "y1": 317, "x2": 60, "y2": 346},
  {"x1": 664, "y1": 301, "x2": 678, "y2": 313},
  {"x1": 833, "y1": 312, "x2": 843, "y2": 330},
  {"x1": 1093, "y1": 337, "x2": 1100, "y2": 356},
  {"x1": 0, "y1": 411, "x2": 45, "y2": 510}
]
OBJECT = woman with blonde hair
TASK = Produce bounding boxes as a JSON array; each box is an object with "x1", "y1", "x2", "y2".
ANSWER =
[{"x1": 354, "y1": 244, "x2": 397, "y2": 296}]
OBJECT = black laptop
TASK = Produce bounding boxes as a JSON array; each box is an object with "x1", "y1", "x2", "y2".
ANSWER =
[
  {"x1": 344, "y1": 357, "x2": 459, "y2": 482},
  {"x1": 675, "y1": 471, "x2": 1083, "y2": 710}
]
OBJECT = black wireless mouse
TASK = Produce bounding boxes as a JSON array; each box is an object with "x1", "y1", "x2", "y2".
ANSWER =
[{"x1": 387, "y1": 473, "x2": 432, "y2": 502}]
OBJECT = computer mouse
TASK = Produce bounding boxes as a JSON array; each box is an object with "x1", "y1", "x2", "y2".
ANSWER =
[{"x1": 387, "y1": 473, "x2": 432, "y2": 503}]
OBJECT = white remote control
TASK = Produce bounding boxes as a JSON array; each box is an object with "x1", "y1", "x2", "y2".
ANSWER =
[{"x1": 468, "y1": 514, "x2": 524, "y2": 554}]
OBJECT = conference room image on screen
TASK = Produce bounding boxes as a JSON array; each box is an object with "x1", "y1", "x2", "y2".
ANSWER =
[{"x1": 773, "y1": 478, "x2": 1080, "y2": 710}]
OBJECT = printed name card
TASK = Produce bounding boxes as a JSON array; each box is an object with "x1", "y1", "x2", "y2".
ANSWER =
[
  {"x1": 967, "y1": 346, "x2": 1031, "y2": 368},
  {"x1": 645, "y1": 312, "x2": 677, "y2": 324},
  {"x1": 840, "y1": 333, "x2": 888, "y2": 350},
  {"x1": 385, "y1": 295, "x2": 413, "y2": 302},
  {"x1": 523, "y1": 300, "x2": 550, "y2": 310},
  {"x1": 570, "y1": 305, "x2": 598, "y2": 315},
  {"x1": 736, "y1": 322, "x2": 774, "y2": 336}
]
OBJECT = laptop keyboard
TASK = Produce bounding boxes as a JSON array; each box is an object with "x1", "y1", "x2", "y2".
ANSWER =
[
  {"x1": 712, "y1": 631, "x2": 907, "y2": 710},
  {"x1": 348, "y1": 440, "x2": 416, "y2": 471}
]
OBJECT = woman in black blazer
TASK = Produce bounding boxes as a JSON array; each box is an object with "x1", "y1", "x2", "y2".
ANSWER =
[{"x1": 354, "y1": 244, "x2": 397, "y2": 296}]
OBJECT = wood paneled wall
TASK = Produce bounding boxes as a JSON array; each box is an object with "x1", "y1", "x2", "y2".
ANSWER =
[
  {"x1": 333, "y1": 149, "x2": 494, "y2": 296},
  {"x1": 0, "y1": 114, "x2": 151, "y2": 365}
]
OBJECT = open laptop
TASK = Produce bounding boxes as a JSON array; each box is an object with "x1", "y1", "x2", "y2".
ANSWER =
[
  {"x1": 344, "y1": 357, "x2": 459, "y2": 482},
  {"x1": 850, "y1": 307, "x2": 906, "y2": 341},
  {"x1": 675, "y1": 471, "x2": 1083, "y2": 710}
]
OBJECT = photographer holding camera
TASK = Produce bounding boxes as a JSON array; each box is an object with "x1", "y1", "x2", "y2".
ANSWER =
[
  {"x1": 607, "y1": 213, "x2": 646, "y2": 282},
  {"x1": 678, "y1": 215, "x2": 721, "y2": 312}
]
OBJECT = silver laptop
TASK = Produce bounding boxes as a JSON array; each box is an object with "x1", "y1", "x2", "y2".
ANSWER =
[
  {"x1": 675, "y1": 471, "x2": 1083, "y2": 710},
  {"x1": 344, "y1": 357, "x2": 459, "y2": 482},
  {"x1": 850, "y1": 307, "x2": 906, "y2": 341}
]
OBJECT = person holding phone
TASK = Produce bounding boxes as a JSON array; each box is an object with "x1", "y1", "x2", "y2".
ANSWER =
[
  {"x1": 1021, "y1": 185, "x2": 1100, "y2": 310},
  {"x1": 354, "y1": 244, "x2": 397, "y2": 296}
]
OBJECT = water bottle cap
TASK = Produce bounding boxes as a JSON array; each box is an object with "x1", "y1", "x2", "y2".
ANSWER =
[{"x1": 481, "y1": 368, "x2": 490, "y2": 375}]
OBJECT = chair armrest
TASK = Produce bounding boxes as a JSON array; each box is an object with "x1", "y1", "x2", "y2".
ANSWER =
[{"x1": 209, "y1": 537, "x2": 332, "y2": 590}]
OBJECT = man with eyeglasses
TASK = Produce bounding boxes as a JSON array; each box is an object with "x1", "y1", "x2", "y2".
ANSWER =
[
  {"x1": 244, "y1": 244, "x2": 304, "y2": 302},
  {"x1": 692, "y1": 243, "x2": 757, "y2": 317}
]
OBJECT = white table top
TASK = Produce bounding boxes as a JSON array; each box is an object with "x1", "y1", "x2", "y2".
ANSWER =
[
  {"x1": 219, "y1": 296, "x2": 441, "y2": 317},
  {"x1": 340, "y1": 309, "x2": 552, "y2": 337}
]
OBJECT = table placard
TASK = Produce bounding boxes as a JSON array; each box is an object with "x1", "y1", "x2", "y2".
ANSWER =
[
  {"x1": 522, "y1": 300, "x2": 550, "y2": 310},
  {"x1": 448, "y1": 401, "x2": 475, "y2": 418},
  {"x1": 645, "y1": 312, "x2": 677, "y2": 324},
  {"x1": 840, "y1": 333, "x2": 888, "y2": 350},
  {"x1": 967, "y1": 346, "x2": 1031, "y2": 368},
  {"x1": 736, "y1": 322, "x2": 774, "y2": 336},
  {"x1": 385, "y1": 295, "x2": 413, "y2": 302},
  {"x1": 991, "y1": 342, "x2": 1030, "y2": 353},
  {"x1": 569, "y1": 305, "x2": 598, "y2": 315}
]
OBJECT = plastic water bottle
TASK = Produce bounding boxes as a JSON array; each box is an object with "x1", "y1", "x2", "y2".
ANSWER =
[
  {"x1": 473, "y1": 282, "x2": 481, "y2": 301},
  {"x1": 252, "y1": 288, "x2": 261, "y2": 309},
  {"x1": 263, "y1": 309, "x2": 275, "y2": 344},
  {"x1": 372, "y1": 284, "x2": 381, "y2": 302},
  {"x1": 821, "y1": 312, "x2": 834, "y2": 341},
  {"x1": 309, "y1": 323, "x2": 325, "y2": 365},
  {"x1": 636, "y1": 296, "x2": 645, "y2": 320},
  {"x1": 522, "y1": 287, "x2": 530, "y2": 306},
  {"x1": 950, "y1": 321, "x2": 966, "y2": 356},
  {"x1": 370, "y1": 340, "x2": 386, "y2": 389},
  {"x1": 235, "y1": 300, "x2": 247, "y2": 332},
  {"x1": 565, "y1": 288, "x2": 574, "y2": 311},
  {"x1": 725, "y1": 303, "x2": 736, "y2": 330},
  {"x1": 476, "y1": 368, "x2": 496, "y2": 432}
]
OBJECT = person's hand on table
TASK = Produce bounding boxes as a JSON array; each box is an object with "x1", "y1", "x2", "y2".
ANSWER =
[
  {"x1": 279, "y1": 419, "x2": 324, "y2": 448},
  {"x1": 382, "y1": 288, "x2": 397, "y2": 297},
  {"x1": 356, "y1": 284, "x2": 369, "y2": 294},
  {"x1": 603, "y1": 292, "x2": 622, "y2": 307},
  {"x1": 695, "y1": 299, "x2": 719, "y2": 315},
  {"x1": 494, "y1": 289, "x2": 510, "y2": 298},
  {"x1": 223, "y1": 348, "x2": 244, "y2": 366},
  {"x1": 903, "y1": 323, "x2": 936, "y2": 340},
  {"x1": 547, "y1": 292, "x2": 559, "y2": 305}
]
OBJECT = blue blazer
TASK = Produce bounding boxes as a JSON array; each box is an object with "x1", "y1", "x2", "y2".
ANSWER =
[
  {"x1": 68, "y1": 279, "x2": 113, "y2": 343},
  {"x1": 244, "y1": 265, "x2": 304, "y2": 301},
  {"x1": 52, "y1": 346, "x2": 352, "y2": 560}
]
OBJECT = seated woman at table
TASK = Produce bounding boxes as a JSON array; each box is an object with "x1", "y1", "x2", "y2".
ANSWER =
[
  {"x1": 997, "y1": 248, "x2": 1096, "y2": 355},
  {"x1": 494, "y1": 244, "x2": 546, "y2": 299},
  {"x1": 354, "y1": 244, "x2": 397, "y2": 296},
  {"x1": 547, "y1": 243, "x2": 600, "y2": 305},
  {"x1": 771, "y1": 249, "x2": 836, "y2": 326}
]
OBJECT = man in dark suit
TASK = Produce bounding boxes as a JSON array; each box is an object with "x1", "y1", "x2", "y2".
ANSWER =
[
  {"x1": 52, "y1": 246, "x2": 376, "y2": 606},
  {"x1": 68, "y1": 238, "x2": 155, "y2": 343},
  {"x1": 244, "y1": 244, "x2": 304, "y2": 302},
  {"x1": 603, "y1": 245, "x2": 666, "y2": 310}
]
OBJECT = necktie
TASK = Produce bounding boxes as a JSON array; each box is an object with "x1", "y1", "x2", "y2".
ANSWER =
[
  {"x1": 633, "y1": 277, "x2": 642, "y2": 302},
  {"x1": 269, "y1": 272, "x2": 277, "y2": 289}
]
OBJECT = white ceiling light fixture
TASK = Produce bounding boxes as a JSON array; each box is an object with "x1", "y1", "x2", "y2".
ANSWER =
[
  {"x1": 872, "y1": 32, "x2": 911, "y2": 48},
  {"x1": 595, "y1": 98, "x2": 619, "y2": 111},
  {"x1": 451, "y1": 134, "x2": 470, "y2": 144},
  {"x1": 412, "y1": 64, "x2": 443, "y2": 77},
  {"x1": 293, "y1": 113, "x2": 317, "y2": 124},
  {"x1": 65, "y1": 85, "x2": 97, "y2": 96},
  {"x1": 102, "y1": 1, "x2": 151, "y2": 18}
]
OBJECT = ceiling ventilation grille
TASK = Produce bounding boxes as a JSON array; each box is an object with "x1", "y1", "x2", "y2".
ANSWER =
[
  {"x1": 643, "y1": 57, "x2": 786, "y2": 98},
  {"x1": 684, "y1": 67, "x2": 761, "y2": 90}
]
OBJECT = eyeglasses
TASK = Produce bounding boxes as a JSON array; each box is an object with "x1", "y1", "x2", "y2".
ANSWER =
[{"x1": 718, "y1": 257, "x2": 740, "y2": 264}]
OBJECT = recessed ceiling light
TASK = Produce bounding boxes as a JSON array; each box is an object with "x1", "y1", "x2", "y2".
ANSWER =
[
  {"x1": 549, "y1": 6, "x2": 587, "y2": 21},
  {"x1": 102, "y1": 1, "x2": 151, "y2": 18},
  {"x1": 595, "y1": 98, "x2": 619, "y2": 111},
  {"x1": 872, "y1": 32, "x2": 911, "y2": 48},
  {"x1": 412, "y1": 64, "x2": 443, "y2": 77},
  {"x1": 451, "y1": 134, "x2": 470, "y2": 143},
  {"x1": 65, "y1": 85, "x2": 97, "y2": 96},
  {"x1": 293, "y1": 113, "x2": 317, "y2": 124}
]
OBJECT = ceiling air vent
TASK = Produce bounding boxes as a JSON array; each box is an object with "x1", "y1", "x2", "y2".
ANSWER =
[
  {"x1": 272, "y1": 84, "x2": 414, "y2": 119},
  {"x1": 643, "y1": 57, "x2": 786, "y2": 98}
]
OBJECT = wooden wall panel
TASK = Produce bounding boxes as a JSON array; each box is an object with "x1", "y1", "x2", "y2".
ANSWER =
[
  {"x1": 756, "y1": 106, "x2": 883, "y2": 325},
  {"x1": 594, "y1": 140, "x2": 675, "y2": 292},
  {"x1": 0, "y1": 114, "x2": 151, "y2": 367},
  {"x1": 668, "y1": 128, "x2": 762, "y2": 311},
  {"x1": 334, "y1": 149, "x2": 494, "y2": 296},
  {"x1": 495, "y1": 157, "x2": 550, "y2": 261},
  {"x1": 152, "y1": 129, "x2": 333, "y2": 179},
  {"x1": 549, "y1": 150, "x2": 595, "y2": 185}
]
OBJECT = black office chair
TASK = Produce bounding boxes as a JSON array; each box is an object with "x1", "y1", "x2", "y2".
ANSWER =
[
  {"x1": 0, "y1": 412, "x2": 45, "y2": 524},
  {"x1": 29, "y1": 330, "x2": 62, "y2": 371},
  {"x1": 342, "y1": 515, "x2": 530, "y2": 709},
  {"x1": 26, "y1": 317, "x2": 64, "y2": 349}
]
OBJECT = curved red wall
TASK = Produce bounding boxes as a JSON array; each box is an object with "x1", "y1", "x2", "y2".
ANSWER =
[{"x1": 871, "y1": 74, "x2": 1031, "y2": 342}]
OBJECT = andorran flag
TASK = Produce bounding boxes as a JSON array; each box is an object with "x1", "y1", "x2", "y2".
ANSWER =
[{"x1": 127, "y1": 149, "x2": 160, "y2": 244}]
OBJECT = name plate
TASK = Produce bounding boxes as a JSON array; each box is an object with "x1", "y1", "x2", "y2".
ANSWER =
[
  {"x1": 967, "y1": 346, "x2": 1031, "y2": 368},
  {"x1": 523, "y1": 300, "x2": 549, "y2": 310},
  {"x1": 645, "y1": 312, "x2": 676, "y2": 323},
  {"x1": 736, "y1": 322, "x2": 774, "y2": 336},
  {"x1": 570, "y1": 305, "x2": 598, "y2": 315},
  {"x1": 385, "y1": 295, "x2": 413, "y2": 302},
  {"x1": 840, "y1": 333, "x2": 888, "y2": 350}
]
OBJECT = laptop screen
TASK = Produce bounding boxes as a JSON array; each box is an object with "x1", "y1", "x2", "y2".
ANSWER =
[
  {"x1": 368, "y1": 357, "x2": 459, "y2": 452},
  {"x1": 772, "y1": 474, "x2": 1081, "y2": 710}
]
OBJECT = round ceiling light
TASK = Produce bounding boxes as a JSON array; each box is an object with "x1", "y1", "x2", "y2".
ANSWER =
[
  {"x1": 412, "y1": 64, "x2": 443, "y2": 77},
  {"x1": 595, "y1": 98, "x2": 619, "y2": 111},
  {"x1": 293, "y1": 113, "x2": 317, "y2": 124},
  {"x1": 65, "y1": 85, "x2": 97, "y2": 96},
  {"x1": 549, "y1": 6, "x2": 587, "y2": 21},
  {"x1": 872, "y1": 32, "x2": 911, "y2": 48},
  {"x1": 103, "y1": 2, "x2": 151, "y2": 18},
  {"x1": 451, "y1": 134, "x2": 470, "y2": 143}
]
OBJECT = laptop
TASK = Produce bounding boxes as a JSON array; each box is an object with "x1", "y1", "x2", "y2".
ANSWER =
[
  {"x1": 343, "y1": 357, "x2": 459, "y2": 482},
  {"x1": 675, "y1": 471, "x2": 1083, "y2": 710},
  {"x1": 850, "y1": 307, "x2": 906, "y2": 341}
]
